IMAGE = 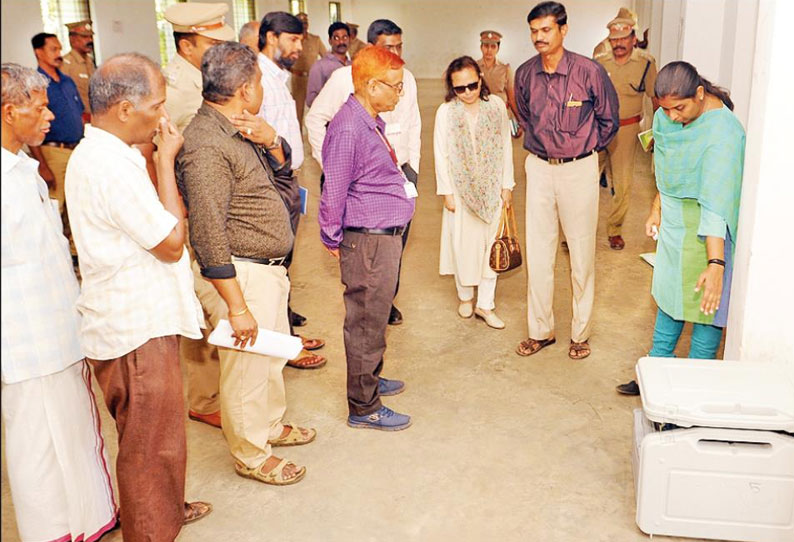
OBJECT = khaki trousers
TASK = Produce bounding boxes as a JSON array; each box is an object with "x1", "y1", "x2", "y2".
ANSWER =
[
  {"x1": 180, "y1": 320, "x2": 221, "y2": 414},
  {"x1": 190, "y1": 259, "x2": 290, "y2": 469},
  {"x1": 89, "y1": 336, "x2": 186, "y2": 542},
  {"x1": 291, "y1": 74, "x2": 308, "y2": 128},
  {"x1": 524, "y1": 152, "x2": 598, "y2": 343},
  {"x1": 41, "y1": 145, "x2": 76, "y2": 255},
  {"x1": 605, "y1": 122, "x2": 641, "y2": 236}
]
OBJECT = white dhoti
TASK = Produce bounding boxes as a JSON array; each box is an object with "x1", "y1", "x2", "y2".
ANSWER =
[{"x1": 2, "y1": 361, "x2": 118, "y2": 542}]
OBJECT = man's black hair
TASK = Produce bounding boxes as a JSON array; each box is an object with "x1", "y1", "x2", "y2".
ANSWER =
[
  {"x1": 31, "y1": 32, "x2": 57, "y2": 50},
  {"x1": 366, "y1": 19, "x2": 402, "y2": 45},
  {"x1": 258, "y1": 11, "x2": 304, "y2": 51},
  {"x1": 527, "y1": 2, "x2": 568, "y2": 26},
  {"x1": 328, "y1": 22, "x2": 350, "y2": 40}
]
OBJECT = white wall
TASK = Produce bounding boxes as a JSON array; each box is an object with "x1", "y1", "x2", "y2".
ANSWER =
[
  {"x1": 92, "y1": 0, "x2": 160, "y2": 64},
  {"x1": 724, "y1": 0, "x2": 794, "y2": 368},
  {"x1": 1, "y1": 0, "x2": 49, "y2": 68},
  {"x1": 346, "y1": 0, "x2": 625, "y2": 79}
]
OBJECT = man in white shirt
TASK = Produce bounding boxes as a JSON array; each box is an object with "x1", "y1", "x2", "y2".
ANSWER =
[
  {"x1": 306, "y1": 19, "x2": 422, "y2": 325},
  {"x1": 65, "y1": 53, "x2": 210, "y2": 541},
  {"x1": 255, "y1": 11, "x2": 327, "y2": 368},
  {"x1": 1, "y1": 62, "x2": 118, "y2": 542}
]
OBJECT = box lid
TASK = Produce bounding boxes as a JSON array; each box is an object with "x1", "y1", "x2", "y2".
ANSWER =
[{"x1": 636, "y1": 357, "x2": 794, "y2": 431}]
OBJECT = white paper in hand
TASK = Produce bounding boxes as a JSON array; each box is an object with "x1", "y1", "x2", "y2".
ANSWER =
[{"x1": 208, "y1": 319, "x2": 302, "y2": 360}]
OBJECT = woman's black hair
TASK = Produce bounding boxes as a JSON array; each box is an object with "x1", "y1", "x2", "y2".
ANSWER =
[
  {"x1": 654, "y1": 61, "x2": 734, "y2": 111},
  {"x1": 443, "y1": 56, "x2": 490, "y2": 103}
]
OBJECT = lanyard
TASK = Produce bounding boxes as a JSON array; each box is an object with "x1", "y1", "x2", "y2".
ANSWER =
[{"x1": 375, "y1": 126, "x2": 399, "y2": 166}]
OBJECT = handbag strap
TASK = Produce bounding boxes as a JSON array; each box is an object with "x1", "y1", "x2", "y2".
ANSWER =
[{"x1": 507, "y1": 204, "x2": 518, "y2": 239}]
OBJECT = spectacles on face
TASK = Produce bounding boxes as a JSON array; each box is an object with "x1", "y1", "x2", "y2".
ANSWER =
[
  {"x1": 452, "y1": 80, "x2": 480, "y2": 95},
  {"x1": 376, "y1": 79, "x2": 404, "y2": 96}
]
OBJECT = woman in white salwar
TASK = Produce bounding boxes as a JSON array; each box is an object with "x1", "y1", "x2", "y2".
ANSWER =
[{"x1": 435, "y1": 56, "x2": 515, "y2": 329}]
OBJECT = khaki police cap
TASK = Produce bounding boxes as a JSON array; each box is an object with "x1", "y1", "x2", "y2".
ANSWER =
[
  {"x1": 607, "y1": 7, "x2": 637, "y2": 39},
  {"x1": 66, "y1": 19, "x2": 93, "y2": 36},
  {"x1": 480, "y1": 30, "x2": 502, "y2": 44},
  {"x1": 165, "y1": 2, "x2": 236, "y2": 42}
]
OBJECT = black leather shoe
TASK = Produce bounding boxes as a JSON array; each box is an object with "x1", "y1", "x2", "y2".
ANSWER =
[
  {"x1": 388, "y1": 305, "x2": 403, "y2": 325},
  {"x1": 599, "y1": 172, "x2": 608, "y2": 188},
  {"x1": 290, "y1": 310, "x2": 307, "y2": 327},
  {"x1": 616, "y1": 380, "x2": 640, "y2": 396}
]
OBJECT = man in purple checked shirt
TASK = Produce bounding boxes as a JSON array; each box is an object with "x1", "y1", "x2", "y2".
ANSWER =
[
  {"x1": 305, "y1": 22, "x2": 351, "y2": 108},
  {"x1": 319, "y1": 45, "x2": 415, "y2": 431},
  {"x1": 514, "y1": 1, "x2": 618, "y2": 361}
]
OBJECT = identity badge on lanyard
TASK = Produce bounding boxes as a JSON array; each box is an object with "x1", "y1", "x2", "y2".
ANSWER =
[{"x1": 376, "y1": 126, "x2": 418, "y2": 199}]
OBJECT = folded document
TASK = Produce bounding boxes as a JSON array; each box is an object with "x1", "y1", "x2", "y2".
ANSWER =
[{"x1": 208, "y1": 319, "x2": 302, "y2": 359}]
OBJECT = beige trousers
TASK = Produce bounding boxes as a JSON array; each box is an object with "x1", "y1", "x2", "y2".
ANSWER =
[
  {"x1": 41, "y1": 145, "x2": 76, "y2": 255},
  {"x1": 191, "y1": 259, "x2": 290, "y2": 469},
  {"x1": 524, "y1": 152, "x2": 598, "y2": 343},
  {"x1": 605, "y1": 122, "x2": 641, "y2": 236}
]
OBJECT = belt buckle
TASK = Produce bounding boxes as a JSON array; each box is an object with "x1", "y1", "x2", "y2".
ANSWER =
[{"x1": 548, "y1": 157, "x2": 562, "y2": 166}]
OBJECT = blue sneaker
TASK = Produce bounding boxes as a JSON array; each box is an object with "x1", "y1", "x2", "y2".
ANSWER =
[
  {"x1": 378, "y1": 377, "x2": 405, "y2": 396},
  {"x1": 347, "y1": 406, "x2": 411, "y2": 431}
]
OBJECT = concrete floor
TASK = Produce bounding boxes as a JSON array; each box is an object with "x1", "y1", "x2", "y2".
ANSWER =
[{"x1": 1, "y1": 80, "x2": 720, "y2": 541}]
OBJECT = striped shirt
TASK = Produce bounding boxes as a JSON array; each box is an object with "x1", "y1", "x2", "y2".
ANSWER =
[
  {"x1": 257, "y1": 53, "x2": 304, "y2": 169},
  {"x1": 1, "y1": 147, "x2": 83, "y2": 383},
  {"x1": 65, "y1": 126, "x2": 203, "y2": 360}
]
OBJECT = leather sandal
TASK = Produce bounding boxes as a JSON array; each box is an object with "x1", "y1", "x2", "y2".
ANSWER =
[
  {"x1": 184, "y1": 501, "x2": 212, "y2": 524},
  {"x1": 568, "y1": 340, "x2": 591, "y2": 360},
  {"x1": 188, "y1": 410, "x2": 222, "y2": 429},
  {"x1": 268, "y1": 424, "x2": 316, "y2": 447},
  {"x1": 235, "y1": 458, "x2": 306, "y2": 486},
  {"x1": 300, "y1": 336, "x2": 325, "y2": 351},
  {"x1": 287, "y1": 350, "x2": 327, "y2": 369},
  {"x1": 515, "y1": 337, "x2": 556, "y2": 356}
]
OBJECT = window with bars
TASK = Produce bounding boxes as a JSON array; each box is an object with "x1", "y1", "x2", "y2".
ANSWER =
[
  {"x1": 39, "y1": 0, "x2": 91, "y2": 51},
  {"x1": 155, "y1": 0, "x2": 186, "y2": 65},
  {"x1": 328, "y1": 2, "x2": 341, "y2": 23},
  {"x1": 288, "y1": 0, "x2": 306, "y2": 16},
  {"x1": 232, "y1": 0, "x2": 257, "y2": 33}
]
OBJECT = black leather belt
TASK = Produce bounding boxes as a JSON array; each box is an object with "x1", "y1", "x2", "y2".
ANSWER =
[
  {"x1": 43, "y1": 141, "x2": 79, "y2": 150},
  {"x1": 233, "y1": 255, "x2": 286, "y2": 266},
  {"x1": 344, "y1": 226, "x2": 406, "y2": 236},
  {"x1": 534, "y1": 149, "x2": 595, "y2": 165}
]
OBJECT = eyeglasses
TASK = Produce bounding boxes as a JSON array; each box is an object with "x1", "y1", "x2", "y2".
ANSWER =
[
  {"x1": 376, "y1": 79, "x2": 404, "y2": 96},
  {"x1": 452, "y1": 80, "x2": 480, "y2": 94}
]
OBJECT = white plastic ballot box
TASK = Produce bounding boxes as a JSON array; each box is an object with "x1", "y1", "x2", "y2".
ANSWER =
[{"x1": 632, "y1": 357, "x2": 794, "y2": 542}]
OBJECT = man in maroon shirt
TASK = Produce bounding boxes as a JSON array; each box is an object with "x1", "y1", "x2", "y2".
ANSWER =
[{"x1": 514, "y1": 1, "x2": 619, "y2": 360}]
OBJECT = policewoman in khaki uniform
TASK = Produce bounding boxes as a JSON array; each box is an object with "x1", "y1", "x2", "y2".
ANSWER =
[
  {"x1": 291, "y1": 12, "x2": 327, "y2": 126},
  {"x1": 162, "y1": 2, "x2": 234, "y2": 430},
  {"x1": 61, "y1": 20, "x2": 95, "y2": 117},
  {"x1": 476, "y1": 30, "x2": 521, "y2": 134},
  {"x1": 595, "y1": 9, "x2": 657, "y2": 250}
]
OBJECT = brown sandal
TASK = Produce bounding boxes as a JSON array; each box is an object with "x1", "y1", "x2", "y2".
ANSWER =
[
  {"x1": 287, "y1": 351, "x2": 327, "y2": 369},
  {"x1": 568, "y1": 340, "x2": 591, "y2": 360},
  {"x1": 184, "y1": 501, "x2": 212, "y2": 524},
  {"x1": 300, "y1": 336, "x2": 325, "y2": 351},
  {"x1": 516, "y1": 337, "x2": 556, "y2": 356}
]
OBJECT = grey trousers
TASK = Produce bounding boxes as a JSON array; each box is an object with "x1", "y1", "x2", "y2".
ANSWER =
[{"x1": 339, "y1": 230, "x2": 403, "y2": 416}]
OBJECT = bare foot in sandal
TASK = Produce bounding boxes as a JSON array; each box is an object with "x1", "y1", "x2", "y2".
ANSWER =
[
  {"x1": 235, "y1": 456, "x2": 306, "y2": 486},
  {"x1": 516, "y1": 337, "x2": 556, "y2": 356},
  {"x1": 568, "y1": 340, "x2": 591, "y2": 360},
  {"x1": 184, "y1": 501, "x2": 212, "y2": 524}
]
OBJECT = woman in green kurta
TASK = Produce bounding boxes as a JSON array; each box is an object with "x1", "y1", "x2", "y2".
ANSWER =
[{"x1": 617, "y1": 61, "x2": 745, "y2": 395}]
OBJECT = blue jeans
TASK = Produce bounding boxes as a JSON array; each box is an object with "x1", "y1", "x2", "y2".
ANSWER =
[{"x1": 649, "y1": 308, "x2": 723, "y2": 359}]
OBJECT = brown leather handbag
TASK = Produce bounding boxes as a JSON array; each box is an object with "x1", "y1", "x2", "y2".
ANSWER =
[{"x1": 489, "y1": 204, "x2": 522, "y2": 273}]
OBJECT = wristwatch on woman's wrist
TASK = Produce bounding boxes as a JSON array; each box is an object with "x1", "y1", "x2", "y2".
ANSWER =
[{"x1": 266, "y1": 133, "x2": 281, "y2": 150}]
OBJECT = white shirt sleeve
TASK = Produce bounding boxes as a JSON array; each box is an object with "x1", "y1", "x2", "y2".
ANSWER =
[
  {"x1": 434, "y1": 103, "x2": 454, "y2": 196},
  {"x1": 305, "y1": 66, "x2": 353, "y2": 170},
  {"x1": 402, "y1": 69, "x2": 422, "y2": 174}
]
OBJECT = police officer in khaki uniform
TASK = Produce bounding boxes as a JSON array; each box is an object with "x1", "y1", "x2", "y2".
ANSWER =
[
  {"x1": 61, "y1": 20, "x2": 95, "y2": 117},
  {"x1": 476, "y1": 30, "x2": 521, "y2": 128},
  {"x1": 592, "y1": 7, "x2": 637, "y2": 57},
  {"x1": 595, "y1": 9, "x2": 657, "y2": 250},
  {"x1": 346, "y1": 22, "x2": 367, "y2": 60},
  {"x1": 162, "y1": 3, "x2": 235, "y2": 134},
  {"x1": 162, "y1": 2, "x2": 234, "y2": 430},
  {"x1": 291, "y1": 12, "x2": 327, "y2": 127}
]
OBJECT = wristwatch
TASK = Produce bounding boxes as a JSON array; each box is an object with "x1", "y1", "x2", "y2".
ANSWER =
[{"x1": 266, "y1": 133, "x2": 281, "y2": 150}]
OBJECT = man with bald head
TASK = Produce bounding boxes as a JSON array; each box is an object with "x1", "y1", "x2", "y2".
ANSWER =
[
  {"x1": 239, "y1": 20, "x2": 260, "y2": 52},
  {"x1": 66, "y1": 53, "x2": 210, "y2": 541}
]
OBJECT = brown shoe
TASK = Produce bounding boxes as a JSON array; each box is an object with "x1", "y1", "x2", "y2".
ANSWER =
[
  {"x1": 188, "y1": 410, "x2": 222, "y2": 429},
  {"x1": 608, "y1": 235, "x2": 625, "y2": 250}
]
